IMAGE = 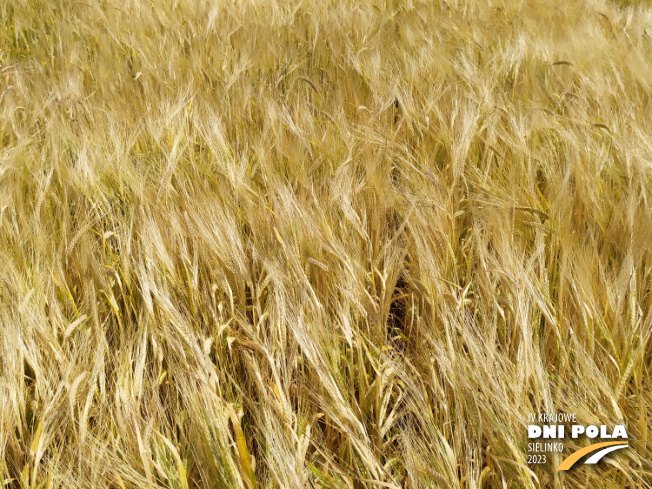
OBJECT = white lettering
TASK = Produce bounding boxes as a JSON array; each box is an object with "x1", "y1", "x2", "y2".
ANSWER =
[
  {"x1": 542, "y1": 425, "x2": 557, "y2": 438},
  {"x1": 613, "y1": 425, "x2": 628, "y2": 439},
  {"x1": 528, "y1": 425, "x2": 542, "y2": 438},
  {"x1": 572, "y1": 425, "x2": 584, "y2": 438},
  {"x1": 600, "y1": 425, "x2": 612, "y2": 438}
]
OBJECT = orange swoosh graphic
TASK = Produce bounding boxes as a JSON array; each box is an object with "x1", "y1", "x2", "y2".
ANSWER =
[{"x1": 557, "y1": 441, "x2": 628, "y2": 471}]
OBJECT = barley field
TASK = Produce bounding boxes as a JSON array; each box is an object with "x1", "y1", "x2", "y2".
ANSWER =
[{"x1": 0, "y1": 0, "x2": 651, "y2": 487}]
